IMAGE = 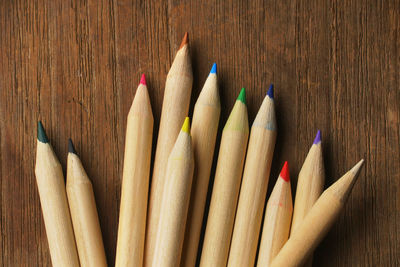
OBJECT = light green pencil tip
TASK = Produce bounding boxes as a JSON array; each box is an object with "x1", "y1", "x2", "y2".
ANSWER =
[
  {"x1": 237, "y1": 88, "x2": 246, "y2": 104},
  {"x1": 181, "y1": 117, "x2": 190, "y2": 133}
]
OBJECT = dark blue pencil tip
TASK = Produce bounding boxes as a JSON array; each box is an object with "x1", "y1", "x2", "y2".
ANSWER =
[
  {"x1": 68, "y1": 138, "x2": 77, "y2": 154},
  {"x1": 210, "y1": 63, "x2": 217, "y2": 74},
  {"x1": 313, "y1": 130, "x2": 322, "y2": 144},
  {"x1": 37, "y1": 121, "x2": 49, "y2": 143},
  {"x1": 267, "y1": 84, "x2": 274, "y2": 99}
]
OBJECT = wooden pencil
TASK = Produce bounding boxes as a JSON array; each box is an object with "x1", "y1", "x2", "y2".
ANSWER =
[
  {"x1": 270, "y1": 160, "x2": 365, "y2": 267},
  {"x1": 66, "y1": 139, "x2": 107, "y2": 267},
  {"x1": 227, "y1": 85, "x2": 277, "y2": 267},
  {"x1": 181, "y1": 63, "x2": 221, "y2": 267},
  {"x1": 200, "y1": 88, "x2": 249, "y2": 267},
  {"x1": 257, "y1": 161, "x2": 293, "y2": 267},
  {"x1": 34, "y1": 121, "x2": 79, "y2": 267},
  {"x1": 152, "y1": 117, "x2": 194, "y2": 267},
  {"x1": 290, "y1": 130, "x2": 325, "y2": 267},
  {"x1": 145, "y1": 33, "x2": 193, "y2": 267},
  {"x1": 115, "y1": 75, "x2": 153, "y2": 267}
]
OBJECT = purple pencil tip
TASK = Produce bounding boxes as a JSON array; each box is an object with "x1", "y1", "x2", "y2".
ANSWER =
[{"x1": 313, "y1": 130, "x2": 322, "y2": 144}]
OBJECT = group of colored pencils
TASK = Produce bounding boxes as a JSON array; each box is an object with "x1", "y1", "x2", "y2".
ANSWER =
[{"x1": 35, "y1": 33, "x2": 365, "y2": 267}]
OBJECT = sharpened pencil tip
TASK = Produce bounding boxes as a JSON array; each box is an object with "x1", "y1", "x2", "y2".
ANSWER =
[
  {"x1": 37, "y1": 121, "x2": 48, "y2": 143},
  {"x1": 350, "y1": 159, "x2": 365, "y2": 175},
  {"x1": 313, "y1": 130, "x2": 322, "y2": 144},
  {"x1": 237, "y1": 88, "x2": 246, "y2": 104},
  {"x1": 280, "y1": 161, "x2": 290, "y2": 182},
  {"x1": 140, "y1": 73, "x2": 146, "y2": 86},
  {"x1": 181, "y1": 117, "x2": 190, "y2": 133},
  {"x1": 267, "y1": 84, "x2": 274, "y2": 99},
  {"x1": 210, "y1": 63, "x2": 217, "y2": 74},
  {"x1": 68, "y1": 138, "x2": 77, "y2": 154},
  {"x1": 179, "y1": 32, "x2": 189, "y2": 49}
]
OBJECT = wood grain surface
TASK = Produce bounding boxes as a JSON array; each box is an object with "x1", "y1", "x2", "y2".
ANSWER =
[{"x1": 0, "y1": 0, "x2": 399, "y2": 266}]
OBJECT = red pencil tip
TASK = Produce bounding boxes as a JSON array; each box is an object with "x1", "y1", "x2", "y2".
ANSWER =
[
  {"x1": 280, "y1": 161, "x2": 290, "y2": 182},
  {"x1": 140, "y1": 73, "x2": 146, "y2": 85},
  {"x1": 179, "y1": 32, "x2": 189, "y2": 49}
]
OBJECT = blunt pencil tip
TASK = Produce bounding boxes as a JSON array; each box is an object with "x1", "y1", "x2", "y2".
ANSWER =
[
  {"x1": 140, "y1": 73, "x2": 146, "y2": 85},
  {"x1": 179, "y1": 32, "x2": 189, "y2": 49},
  {"x1": 280, "y1": 161, "x2": 290, "y2": 182},
  {"x1": 37, "y1": 121, "x2": 48, "y2": 143}
]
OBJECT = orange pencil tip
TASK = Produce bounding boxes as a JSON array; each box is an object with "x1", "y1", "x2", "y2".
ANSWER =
[
  {"x1": 179, "y1": 32, "x2": 189, "y2": 49},
  {"x1": 280, "y1": 161, "x2": 290, "y2": 182}
]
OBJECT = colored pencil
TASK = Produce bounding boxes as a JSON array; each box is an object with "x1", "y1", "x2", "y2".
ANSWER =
[
  {"x1": 152, "y1": 118, "x2": 194, "y2": 267},
  {"x1": 257, "y1": 161, "x2": 293, "y2": 267},
  {"x1": 227, "y1": 85, "x2": 277, "y2": 267},
  {"x1": 181, "y1": 63, "x2": 221, "y2": 267},
  {"x1": 290, "y1": 130, "x2": 325, "y2": 267},
  {"x1": 66, "y1": 139, "x2": 107, "y2": 267},
  {"x1": 145, "y1": 33, "x2": 193, "y2": 266},
  {"x1": 115, "y1": 75, "x2": 153, "y2": 267},
  {"x1": 270, "y1": 160, "x2": 365, "y2": 267},
  {"x1": 200, "y1": 88, "x2": 249, "y2": 267},
  {"x1": 34, "y1": 121, "x2": 79, "y2": 267}
]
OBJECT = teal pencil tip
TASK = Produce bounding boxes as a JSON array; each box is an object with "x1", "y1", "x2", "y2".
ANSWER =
[
  {"x1": 237, "y1": 88, "x2": 246, "y2": 104},
  {"x1": 37, "y1": 121, "x2": 48, "y2": 143}
]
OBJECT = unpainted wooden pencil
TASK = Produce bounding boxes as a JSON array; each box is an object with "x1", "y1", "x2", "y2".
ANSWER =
[
  {"x1": 145, "y1": 33, "x2": 193, "y2": 267},
  {"x1": 181, "y1": 63, "x2": 221, "y2": 267},
  {"x1": 200, "y1": 88, "x2": 249, "y2": 267},
  {"x1": 66, "y1": 139, "x2": 107, "y2": 267},
  {"x1": 257, "y1": 161, "x2": 293, "y2": 267},
  {"x1": 115, "y1": 74, "x2": 153, "y2": 267},
  {"x1": 152, "y1": 118, "x2": 194, "y2": 267}
]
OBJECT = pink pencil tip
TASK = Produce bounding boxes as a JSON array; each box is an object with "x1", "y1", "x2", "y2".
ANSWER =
[
  {"x1": 280, "y1": 161, "x2": 290, "y2": 182},
  {"x1": 140, "y1": 74, "x2": 146, "y2": 85}
]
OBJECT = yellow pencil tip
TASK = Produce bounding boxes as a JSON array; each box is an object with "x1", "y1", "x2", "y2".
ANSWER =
[{"x1": 181, "y1": 117, "x2": 190, "y2": 133}]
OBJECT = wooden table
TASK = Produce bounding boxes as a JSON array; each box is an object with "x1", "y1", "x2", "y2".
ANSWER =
[{"x1": 1, "y1": 0, "x2": 399, "y2": 266}]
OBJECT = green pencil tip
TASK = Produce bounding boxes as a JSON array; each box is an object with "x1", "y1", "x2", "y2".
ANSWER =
[
  {"x1": 237, "y1": 88, "x2": 246, "y2": 104},
  {"x1": 37, "y1": 121, "x2": 49, "y2": 143}
]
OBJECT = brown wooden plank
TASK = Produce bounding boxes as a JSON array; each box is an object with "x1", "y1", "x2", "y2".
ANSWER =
[{"x1": 0, "y1": 0, "x2": 399, "y2": 266}]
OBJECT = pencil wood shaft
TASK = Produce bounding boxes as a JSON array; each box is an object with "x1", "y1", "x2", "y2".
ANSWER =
[
  {"x1": 145, "y1": 38, "x2": 192, "y2": 267},
  {"x1": 152, "y1": 120, "x2": 194, "y2": 267},
  {"x1": 290, "y1": 133, "x2": 324, "y2": 267},
  {"x1": 181, "y1": 69, "x2": 220, "y2": 267},
  {"x1": 200, "y1": 97, "x2": 249, "y2": 267},
  {"x1": 116, "y1": 82, "x2": 153, "y2": 267},
  {"x1": 67, "y1": 152, "x2": 107, "y2": 267},
  {"x1": 270, "y1": 160, "x2": 364, "y2": 267},
  {"x1": 228, "y1": 92, "x2": 276, "y2": 267},
  {"x1": 35, "y1": 140, "x2": 79, "y2": 267},
  {"x1": 257, "y1": 166, "x2": 292, "y2": 267}
]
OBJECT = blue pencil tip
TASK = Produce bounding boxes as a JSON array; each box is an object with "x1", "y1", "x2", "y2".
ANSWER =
[
  {"x1": 210, "y1": 63, "x2": 217, "y2": 74},
  {"x1": 313, "y1": 130, "x2": 322, "y2": 144},
  {"x1": 267, "y1": 84, "x2": 274, "y2": 99}
]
